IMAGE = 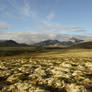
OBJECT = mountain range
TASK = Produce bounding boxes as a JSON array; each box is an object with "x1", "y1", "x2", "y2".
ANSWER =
[
  {"x1": 0, "y1": 38, "x2": 92, "y2": 48},
  {"x1": 32, "y1": 37, "x2": 83, "y2": 47}
]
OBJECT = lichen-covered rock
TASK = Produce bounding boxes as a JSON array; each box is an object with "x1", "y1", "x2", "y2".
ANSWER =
[
  {"x1": 66, "y1": 84, "x2": 87, "y2": 92},
  {"x1": 0, "y1": 56, "x2": 92, "y2": 92}
]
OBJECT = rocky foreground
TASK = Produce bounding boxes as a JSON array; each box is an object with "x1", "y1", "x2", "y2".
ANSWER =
[{"x1": 0, "y1": 56, "x2": 92, "y2": 92}]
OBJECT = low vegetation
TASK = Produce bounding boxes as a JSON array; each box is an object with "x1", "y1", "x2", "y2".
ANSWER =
[{"x1": 0, "y1": 47, "x2": 92, "y2": 92}]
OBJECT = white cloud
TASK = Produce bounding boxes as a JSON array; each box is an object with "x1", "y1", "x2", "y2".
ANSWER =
[
  {"x1": 43, "y1": 12, "x2": 55, "y2": 24},
  {"x1": 7, "y1": 0, "x2": 34, "y2": 17},
  {"x1": 22, "y1": 0, "x2": 31, "y2": 16},
  {"x1": 38, "y1": 24, "x2": 84, "y2": 32},
  {"x1": 71, "y1": 29, "x2": 86, "y2": 32},
  {"x1": 0, "y1": 31, "x2": 69, "y2": 44},
  {"x1": 0, "y1": 31, "x2": 90, "y2": 44},
  {"x1": 0, "y1": 21, "x2": 11, "y2": 31},
  {"x1": 47, "y1": 12, "x2": 54, "y2": 21}
]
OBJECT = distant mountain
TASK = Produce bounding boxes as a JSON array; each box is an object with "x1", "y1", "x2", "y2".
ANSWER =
[
  {"x1": 32, "y1": 40, "x2": 63, "y2": 47},
  {"x1": 61, "y1": 37, "x2": 83, "y2": 46},
  {"x1": 0, "y1": 40, "x2": 28, "y2": 47},
  {"x1": 70, "y1": 39, "x2": 92, "y2": 49},
  {"x1": 0, "y1": 38, "x2": 84, "y2": 47},
  {"x1": 69, "y1": 37, "x2": 83, "y2": 43},
  {"x1": 32, "y1": 38, "x2": 83, "y2": 47}
]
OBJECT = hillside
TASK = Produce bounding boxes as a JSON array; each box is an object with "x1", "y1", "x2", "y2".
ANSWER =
[
  {"x1": 70, "y1": 39, "x2": 92, "y2": 49},
  {"x1": 0, "y1": 40, "x2": 28, "y2": 47}
]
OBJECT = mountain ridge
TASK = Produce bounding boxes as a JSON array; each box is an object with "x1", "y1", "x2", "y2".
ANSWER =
[
  {"x1": 32, "y1": 37, "x2": 83, "y2": 47},
  {"x1": 1, "y1": 38, "x2": 92, "y2": 48},
  {"x1": 0, "y1": 40, "x2": 29, "y2": 47}
]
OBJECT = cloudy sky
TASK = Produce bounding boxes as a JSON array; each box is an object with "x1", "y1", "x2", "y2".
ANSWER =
[{"x1": 0, "y1": 0, "x2": 92, "y2": 44}]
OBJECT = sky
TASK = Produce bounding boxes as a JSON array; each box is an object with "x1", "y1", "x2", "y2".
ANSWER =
[{"x1": 0, "y1": 0, "x2": 92, "y2": 44}]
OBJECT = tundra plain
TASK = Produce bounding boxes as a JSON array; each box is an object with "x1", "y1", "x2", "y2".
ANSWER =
[{"x1": 0, "y1": 47, "x2": 92, "y2": 92}]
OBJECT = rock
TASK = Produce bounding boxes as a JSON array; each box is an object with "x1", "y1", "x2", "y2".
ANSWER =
[{"x1": 66, "y1": 83, "x2": 87, "y2": 92}]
